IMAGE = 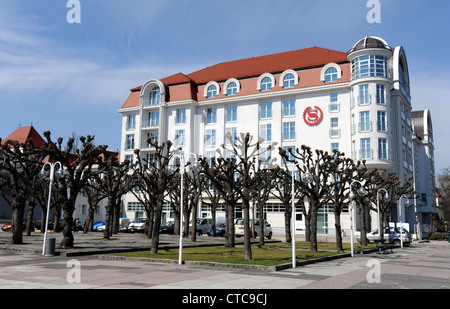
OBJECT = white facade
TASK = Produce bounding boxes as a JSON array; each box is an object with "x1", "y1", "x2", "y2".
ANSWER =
[{"x1": 118, "y1": 37, "x2": 436, "y2": 236}]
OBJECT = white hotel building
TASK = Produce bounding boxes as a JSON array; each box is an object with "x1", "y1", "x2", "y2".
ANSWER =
[{"x1": 118, "y1": 36, "x2": 436, "y2": 237}]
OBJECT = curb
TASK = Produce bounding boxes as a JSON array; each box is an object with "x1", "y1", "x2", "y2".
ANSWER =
[{"x1": 92, "y1": 251, "x2": 353, "y2": 272}]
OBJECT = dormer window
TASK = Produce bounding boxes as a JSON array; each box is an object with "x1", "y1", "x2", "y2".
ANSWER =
[
  {"x1": 325, "y1": 68, "x2": 338, "y2": 82},
  {"x1": 149, "y1": 86, "x2": 161, "y2": 105},
  {"x1": 320, "y1": 63, "x2": 342, "y2": 83},
  {"x1": 280, "y1": 69, "x2": 299, "y2": 88},
  {"x1": 223, "y1": 78, "x2": 240, "y2": 96},
  {"x1": 261, "y1": 77, "x2": 272, "y2": 91},
  {"x1": 204, "y1": 81, "x2": 220, "y2": 98},
  {"x1": 257, "y1": 73, "x2": 275, "y2": 91},
  {"x1": 207, "y1": 85, "x2": 217, "y2": 98}
]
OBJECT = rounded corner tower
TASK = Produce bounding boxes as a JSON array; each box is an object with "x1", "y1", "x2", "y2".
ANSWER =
[{"x1": 347, "y1": 36, "x2": 394, "y2": 171}]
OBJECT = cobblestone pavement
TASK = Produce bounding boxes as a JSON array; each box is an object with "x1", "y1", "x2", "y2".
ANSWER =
[{"x1": 0, "y1": 232, "x2": 448, "y2": 292}]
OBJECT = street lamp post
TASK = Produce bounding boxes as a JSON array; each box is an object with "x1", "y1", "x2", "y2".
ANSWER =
[
  {"x1": 166, "y1": 153, "x2": 200, "y2": 265},
  {"x1": 38, "y1": 162, "x2": 65, "y2": 256},
  {"x1": 376, "y1": 188, "x2": 390, "y2": 250},
  {"x1": 349, "y1": 180, "x2": 368, "y2": 257},
  {"x1": 399, "y1": 195, "x2": 412, "y2": 248},
  {"x1": 291, "y1": 166, "x2": 313, "y2": 268}
]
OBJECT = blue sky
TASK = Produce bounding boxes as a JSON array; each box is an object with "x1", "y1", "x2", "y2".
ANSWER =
[{"x1": 1, "y1": 0, "x2": 449, "y2": 174}]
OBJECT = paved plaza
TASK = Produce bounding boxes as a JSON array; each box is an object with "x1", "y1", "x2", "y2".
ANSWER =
[{"x1": 0, "y1": 231, "x2": 448, "y2": 292}]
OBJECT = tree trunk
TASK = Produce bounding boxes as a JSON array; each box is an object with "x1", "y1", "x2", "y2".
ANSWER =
[
  {"x1": 358, "y1": 204, "x2": 368, "y2": 246},
  {"x1": 242, "y1": 197, "x2": 252, "y2": 260},
  {"x1": 150, "y1": 199, "x2": 163, "y2": 254},
  {"x1": 334, "y1": 211, "x2": 343, "y2": 251},
  {"x1": 310, "y1": 206, "x2": 318, "y2": 252},
  {"x1": 11, "y1": 203, "x2": 25, "y2": 244},
  {"x1": 224, "y1": 204, "x2": 235, "y2": 248},
  {"x1": 284, "y1": 209, "x2": 292, "y2": 243},
  {"x1": 60, "y1": 209, "x2": 75, "y2": 248}
]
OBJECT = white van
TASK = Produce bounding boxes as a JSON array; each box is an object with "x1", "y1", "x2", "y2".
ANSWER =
[
  {"x1": 189, "y1": 218, "x2": 212, "y2": 236},
  {"x1": 234, "y1": 218, "x2": 273, "y2": 239}
]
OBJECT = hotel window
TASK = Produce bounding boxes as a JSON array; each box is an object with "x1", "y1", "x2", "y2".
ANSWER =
[
  {"x1": 226, "y1": 105, "x2": 237, "y2": 122},
  {"x1": 125, "y1": 154, "x2": 134, "y2": 164},
  {"x1": 146, "y1": 111, "x2": 159, "y2": 127},
  {"x1": 377, "y1": 111, "x2": 387, "y2": 132},
  {"x1": 283, "y1": 98, "x2": 295, "y2": 117},
  {"x1": 360, "y1": 138, "x2": 372, "y2": 159},
  {"x1": 351, "y1": 55, "x2": 388, "y2": 80},
  {"x1": 207, "y1": 84, "x2": 218, "y2": 98},
  {"x1": 206, "y1": 108, "x2": 217, "y2": 124},
  {"x1": 126, "y1": 134, "x2": 135, "y2": 150},
  {"x1": 376, "y1": 84, "x2": 386, "y2": 104},
  {"x1": 148, "y1": 86, "x2": 161, "y2": 105},
  {"x1": 378, "y1": 138, "x2": 388, "y2": 159},
  {"x1": 283, "y1": 73, "x2": 295, "y2": 88},
  {"x1": 282, "y1": 146, "x2": 295, "y2": 164},
  {"x1": 175, "y1": 130, "x2": 185, "y2": 146},
  {"x1": 331, "y1": 143, "x2": 339, "y2": 153},
  {"x1": 260, "y1": 101, "x2": 272, "y2": 119},
  {"x1": 259, "y1": 147, "x2": 272, "y2": 165},
  {"x1": 260, "y1": 77, "x2": 273, "y2": 91},
  {"x1": 205, "y1": 151, "x2": 215, "y2": 167},
  {"x1": 225, "y1": 127, "x2": 237, "y2": 145},
  {"x1": 325, "y1": 67, "x2": 338, "y2": 82},
  {"x1": 359, "y1": 111, "x2": 371, "y2": 132},
  {"x1": 146, "y1": 153, "x2": 158, "y2": 168},
  {"x1": 260, "y1": 124, "x2": 272, "y2": 142},
  {"x1": 359, "y1": 84, "x2": 370, "y2": 105},
  {"x1": 330, "y1": 118, "x2": 340, "y2": 138},
  {"x1": 329, "y1": 93, "x2": 339, "y2": 112},
  {"x1": 226, "y1": 82, "x2": 238, "y2": 96},
  {"x1": 283, "y1": 122, "x2": 295, "y2": 141},
  {"x1": 176, "y1": 108, "x2": 186, "y2": 124},
  {"x1": 127, "y1": 114, "x2": 136, "y2": 130},
  {"x1": 205, "y1": 129, "x2": 216, "y2": 147},
  {"x1": 146, "y1": 131, "x2": 158, "y2": 147}
]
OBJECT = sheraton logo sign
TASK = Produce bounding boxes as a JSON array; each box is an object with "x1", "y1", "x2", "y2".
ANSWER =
[{"x1": 303, "y1": 106, "x2": 324, "y2": 127}]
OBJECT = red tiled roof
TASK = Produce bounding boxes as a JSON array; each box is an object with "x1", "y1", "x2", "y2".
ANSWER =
[
  {"x1": 188, "y1": 47, "x2": 348, "y2": 84},
  {"x1": 2, "y1": 126, "x2": 46, "y2": 148},
  {"x1": 121, "y1": 46, "x2": 348, "y2": 108}
]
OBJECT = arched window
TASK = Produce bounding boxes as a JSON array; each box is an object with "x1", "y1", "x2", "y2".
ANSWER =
[
  {"x1": 283, "y1": 73, "x2": 295, "y2": 88},
  {"x1": 261, "y1": 77, "x2": 272, "y2": 91},
  {"x1": 257, "y1": 73, "x2": 275, "y2": 91},
  {"x1": 320, "y1": 63, "x2": 342, "y2": 83},
  {"x1": 204, "y1": 81, "x2": 220, "y2": 98},
  {"x1": 325, "y1": 67, "x2": 338, "y2": 82},
  {"x1": 149, "y1": 86, "x2": 161, "y2": 105},
  {"x1": 207, "y1": 85, "x2": 218, "y2": 98},
  {"x1": 227, "y1": 82, "x2": 237, "y2": 95}
]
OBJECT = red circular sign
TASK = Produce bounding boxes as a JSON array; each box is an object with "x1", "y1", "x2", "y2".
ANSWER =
[{"x1": 303, "y1": 106, "x2": 324, "y2": 126}]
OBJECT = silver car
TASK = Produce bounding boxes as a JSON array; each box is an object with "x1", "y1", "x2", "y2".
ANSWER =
[{"x1": 360, "y1": 227, "x2": 411, "y2": 246}]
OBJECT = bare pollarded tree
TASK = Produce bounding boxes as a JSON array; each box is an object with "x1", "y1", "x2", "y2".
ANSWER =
[
  {"x1": 41, "y1": 131, "x2": 106, "y2": 248},
  {"x1": 0, "y1": 138, "x2": 45, "y2": 244}
]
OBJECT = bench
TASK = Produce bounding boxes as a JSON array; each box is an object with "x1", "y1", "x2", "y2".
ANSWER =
[{"x1": 375, "y1": 242, "x2": 393, "y2": 254}]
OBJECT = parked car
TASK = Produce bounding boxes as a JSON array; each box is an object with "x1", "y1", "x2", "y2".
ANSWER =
[
  {"x1": 128, "y1": 217, "x2": 147, "y2": 233},
  {"x1": 119, "y1": 218, "x2": 131, "y2": 226},
  {"x1": 234, "y1": 218, "x2": 273, "y2": 239},
  {"x1": 358, "y1": 227, "x2": 411, "y2": 246},
  {"x1": 160, "y1": 222, "x2": 175, "y2": 234},
  {"x1": 93, "y1": 221, "x2": 105, "y2": 231},
  {"x1": 207, "y1": 222, "x2": 226, "y2": 237},
  {"x1": 97, "y1": 224, "x2": 106, "y2": 232},
  {"x1": 119, "y1": 222, "x2": 131, "y2": 232},
  {"x1": 2, "y1": 220, "x2": 39, "y2": 232},
  {"x1": 189, "y1": 217, "x2": 213, "y2": 236}
]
